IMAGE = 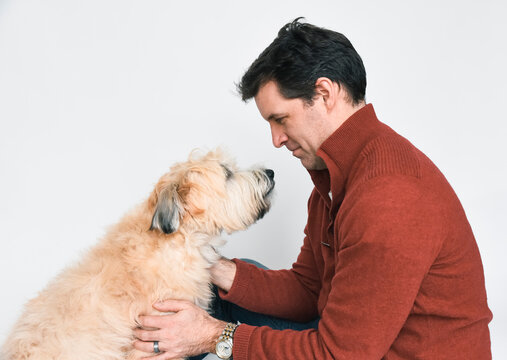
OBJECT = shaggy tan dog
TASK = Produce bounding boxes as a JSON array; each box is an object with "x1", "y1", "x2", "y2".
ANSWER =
[{"x1": 1, "y1": 149, "x2": 275, "y2": 360}]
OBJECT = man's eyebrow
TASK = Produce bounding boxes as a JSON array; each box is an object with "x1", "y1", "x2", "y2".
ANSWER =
[{"x1": 267, "y1": 113, "x2": 287, "y2": 121}]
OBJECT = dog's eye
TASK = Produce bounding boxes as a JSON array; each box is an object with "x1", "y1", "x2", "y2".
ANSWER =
[{"x1": 221, "y1": 164, "x2": 233, "y2": 180}]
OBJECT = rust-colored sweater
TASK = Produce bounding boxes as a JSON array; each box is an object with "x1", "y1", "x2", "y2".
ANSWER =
[{"x1": 220, "y1": 104, "x2": 492, "y2": 359}]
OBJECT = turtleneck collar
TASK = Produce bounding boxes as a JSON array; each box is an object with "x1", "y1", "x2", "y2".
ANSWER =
[{"x1": 308, "y1": 104, "x2": 388, "y2": 208}]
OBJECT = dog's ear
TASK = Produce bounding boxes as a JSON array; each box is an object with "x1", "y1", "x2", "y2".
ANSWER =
[{"x1": 150, "y1": 187, "x2": 182, "y2": 234}]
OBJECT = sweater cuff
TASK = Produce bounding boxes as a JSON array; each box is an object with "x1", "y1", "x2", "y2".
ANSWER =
[
  {"x1": 217, "y1": 258, "x2": 252, "y2": 303},
  {"x1": 232, "y1": 324, "x2": 256, "y2": 360}
]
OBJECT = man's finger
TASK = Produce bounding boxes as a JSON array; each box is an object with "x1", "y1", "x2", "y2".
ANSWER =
[
  {"x1": 141, "y1": 350, "x2": 174, "y2": 360},
  {"x1": 134, "y1": 341, "x2": 179, "y2": 360},
  {"x1": 152, "y1": 299, "x2": 192, "y2": 312},
  {"x1": 133, "y1": 340, "x2": 175, "y2": 359},
  {"x1": 138, "y1": 315, "x2": 165, "y2": 329},
  {"x1": 133, "y1": 339, "x2": 156, "y2": 354},
  {"x1": 134, "y1": 328, "x2": 163, "y2": 342}
]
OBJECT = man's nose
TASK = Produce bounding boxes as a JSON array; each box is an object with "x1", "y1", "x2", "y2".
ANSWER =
[{"x1": 270, "y1": 123, "x2": 288, "y2": 148}]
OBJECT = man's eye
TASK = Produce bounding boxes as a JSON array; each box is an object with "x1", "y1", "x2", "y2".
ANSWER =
[{"x1": 274, "y1": 117, "x2": 285, "y2": 124}]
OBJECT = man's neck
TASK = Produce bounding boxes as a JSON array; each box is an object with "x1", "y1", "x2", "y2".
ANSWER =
[{"x1": 332, "y1": 101, "x2": 366, "y2": 132}]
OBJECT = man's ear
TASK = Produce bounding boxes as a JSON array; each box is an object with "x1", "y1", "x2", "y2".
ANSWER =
[
  {"x1": 314, "y1": 77, "x2": 338, "y2": 109},
  {"x1": 150, "y1": 186, "x2": 182, "y2": 234}
]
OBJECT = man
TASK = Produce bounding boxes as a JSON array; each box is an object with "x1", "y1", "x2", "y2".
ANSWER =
[{"x1": 133, "y1": 18, "x2": 492, "y2": 359}]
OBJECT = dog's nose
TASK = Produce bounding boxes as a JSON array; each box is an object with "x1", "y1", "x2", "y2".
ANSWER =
[{"x1": 265, "y1": 169, "x2": 275, "y2": 180}]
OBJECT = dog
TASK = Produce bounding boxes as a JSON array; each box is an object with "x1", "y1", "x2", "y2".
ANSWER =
[{"x1": 1, "y1": 148, "x2": 275, "y2": 360}]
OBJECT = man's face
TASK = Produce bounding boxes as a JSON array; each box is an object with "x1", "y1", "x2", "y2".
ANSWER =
[{"x1": 254, "y1": 81, "x2": 329, "y2": 170}]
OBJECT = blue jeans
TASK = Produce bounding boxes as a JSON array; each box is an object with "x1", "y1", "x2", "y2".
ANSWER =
[{"x1": 189, "y1": 259, "x2": 319, "y2": 360}]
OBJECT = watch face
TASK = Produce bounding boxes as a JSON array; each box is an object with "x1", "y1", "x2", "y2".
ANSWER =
[{"x1": 216, "y1": 340, "x2": 233, "y2": 358}]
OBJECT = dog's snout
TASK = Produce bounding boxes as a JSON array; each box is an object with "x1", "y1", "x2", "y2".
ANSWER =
[{"x1": 265, "y1": 169, "x2": 275, "y2": 180}]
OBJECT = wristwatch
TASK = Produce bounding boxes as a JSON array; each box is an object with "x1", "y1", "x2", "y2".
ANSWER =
[{"x1": 215, "y1": 322, "x2": 238, "y2": 359}]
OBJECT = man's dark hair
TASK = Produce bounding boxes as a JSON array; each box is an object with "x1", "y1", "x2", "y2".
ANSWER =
[{"x1": 238, "y1": 18, "x2": 366, "y2": 105}]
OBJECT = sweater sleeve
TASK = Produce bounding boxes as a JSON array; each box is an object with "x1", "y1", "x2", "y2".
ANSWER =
[
  {"x1": 219, "y1": 226, "x2": 321, "y2": 322},
  {"x1": 230, "y1": 176, "x2": 445, "y2": 359}
]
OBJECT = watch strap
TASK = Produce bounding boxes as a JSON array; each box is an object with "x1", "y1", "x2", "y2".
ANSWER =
[
  {"x1": 220, "y1": 322, "x2": 237, "y2": 340},
  {"x1": 215, "y1": 322, "x2": 238, "y2": 359}
]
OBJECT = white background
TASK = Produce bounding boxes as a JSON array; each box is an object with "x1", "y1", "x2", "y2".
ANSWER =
[{"x1": 1, "y1": 0, "x2": 506, "y2": 358}]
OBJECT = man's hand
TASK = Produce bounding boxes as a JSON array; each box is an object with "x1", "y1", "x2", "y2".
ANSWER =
[
  {"x1": 133, "y1": 299, "x2": 226, "y2": 359},
  {"x1": 210, "y1": 257, "x2": 237, "y2": 293}
]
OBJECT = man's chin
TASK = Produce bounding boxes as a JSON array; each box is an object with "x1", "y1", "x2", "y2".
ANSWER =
[{"x1": 300, "y1": 157, "x2": 327, "y2": 171}]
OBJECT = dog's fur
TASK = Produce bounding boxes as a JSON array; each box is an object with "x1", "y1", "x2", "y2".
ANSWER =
[{"x1": 1, "y1": 149, "x2": 274, "y2": 360}]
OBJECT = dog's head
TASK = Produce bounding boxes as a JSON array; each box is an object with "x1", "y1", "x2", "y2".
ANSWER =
[{"x1": 149, "y1": 149, "x2": 274, "y2": 236}]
